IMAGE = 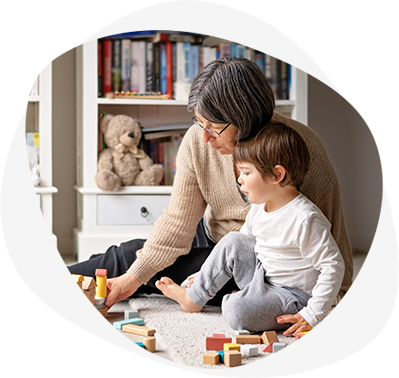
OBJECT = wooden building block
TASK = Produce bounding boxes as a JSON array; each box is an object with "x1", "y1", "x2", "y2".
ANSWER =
[
  {"x1": 143, "y1": 336, "x2": 156, "y2": 352},
  {"x1": 234, "y1": 335, "x2": 261, "y2": 344},
  {"x1": 295, "y1": 331, "x2": 308, "y2": 340},
  {"x1": 72, "y1": 274, "x2": 84, "y2": 289},
  {"x1": 235, "y1": 330, "x2": 250, "y2": 335},
  {"x1": 206, "y1": 335, "x2": 232, "y2": 350},
  {"x1": 216, "y1": 351, "x2": 224, "y2": 363},
  {"x1": 82, "y1": 276, "x2": 96, "y2": 290},
  {"x1": 95, "y1": 269, "x2": 107, "y2": 298},
  {"x1": 113, "y1": 317, "x2": 144, "y2": 330},
  {"x1": 203, "y1": 352, "x2": 220, "y2": 365},
  {"x1": 95, "y1": 304, "x2": 108, "y2": 318},
  {"x1": 121, "y1": 324, "x2": 155, "y2": 336},
  {"x1": 261, "y1": 331, "x2": 279, "y2": 344},
  {"x1": 272, "y1": 342, "x2": 286, "y2": 353},
  {"x1": 224, "y1": 343, "x2": 240, "y2": 352},
  {"x1": 224, "y1": 350, "x2": 241, "y2": 367},
  {"x1": 262, "y1": 342, "x2": 274, "y2": 353},
  {"x1": 135, "y1": 342, "x2": 145, "y2": 349},
  {"x1": 124, "y1": 309, "x2": 139, "y2": 320},
  {"x1": 241, "y1": 345, "x2": 258, "y2": 357}
]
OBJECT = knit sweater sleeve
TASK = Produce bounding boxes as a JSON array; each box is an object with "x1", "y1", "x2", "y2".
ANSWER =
[{"x1": 127, "y1": 127, "x2": 208, "y2": 284}]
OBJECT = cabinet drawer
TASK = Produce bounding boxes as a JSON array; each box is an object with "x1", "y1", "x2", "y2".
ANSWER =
[{"x1": 97, "y1": 194, "x2": 170, "y2": 225}]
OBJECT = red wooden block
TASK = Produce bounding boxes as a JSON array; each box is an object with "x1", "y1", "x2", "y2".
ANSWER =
[
  {"x1": 95, "y1": 269, "x2": 107, "y2": 277},
  {"x1": 262, "y1": 342, "x2": 274, "y2": 353},
  {"x1": 206, "y1": 335, "x2": 232, "y2": 350}
]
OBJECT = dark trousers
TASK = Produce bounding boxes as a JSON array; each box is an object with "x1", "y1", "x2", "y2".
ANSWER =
[{"x1": 68, "y1": 220, "x2": 238, "y2": 306}]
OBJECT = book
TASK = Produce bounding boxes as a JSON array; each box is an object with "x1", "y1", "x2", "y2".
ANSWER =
[
  {"x1": 141, "y1": 124, "x2": 190, "y2": 133},
  {"x1": 153, "y1": 42, "x2": 161, "y2": 93},
  {"x1": 146, "y1": 42, "x2": 155, "y2": 92},
  {"x1": 130, "y1": 41, "x2": 140, "y2": 93},
  {"x1": 102, "y1": 39, "x2": 113, "y2": 94},
  {"x1": 112, "y1": 40, "x2": 121, "y2": 92},
  {"x1": 166, "y1": 41, "x2": 173, "y2": 99},
  {"x1": 190, "y1": 44, "x2": 199, "y2": 82},
  {"x1": 139, "y1": 41, "x2": 147, "y2": 93},
  {"x1": 160, "y1": 42, "x2": 167, "y2": 94},
  {"x1": 98, "y1": 41, "x2": 103, "y2": 97},
  {"x1": 121, "y1": 39, "x2": 131, "y2": 92},
  {"x1": 236, "y1": 45, "x2": 246, "y2": 58},
  {"x1": 255, "y1": 51, "x2": 265, "y2": 72},
  {"x1": 219, "y1": 43, "x2": 231, "y2": 57},
  {"x1": 143, "y1": 129, "x2": 188, "y2": 140}
]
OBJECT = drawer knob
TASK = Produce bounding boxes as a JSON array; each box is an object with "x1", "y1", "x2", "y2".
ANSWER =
[{"x1": 140, "y1": 207, "x2": 149, "y2": 217}]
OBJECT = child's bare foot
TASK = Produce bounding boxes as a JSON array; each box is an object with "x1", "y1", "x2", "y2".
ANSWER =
[{"x1": 155, "y1": 277, "x2": 203, "y2": 313}]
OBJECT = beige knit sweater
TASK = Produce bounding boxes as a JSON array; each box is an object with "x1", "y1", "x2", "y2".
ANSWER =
[{"x1": 127, "y1": 112, "x2": 353, "y2": 301}]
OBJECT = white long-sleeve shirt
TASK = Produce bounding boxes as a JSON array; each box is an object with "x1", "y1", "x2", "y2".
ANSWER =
[{"x1": 240, "y1": 193, "x2": 345, "y2": 327}]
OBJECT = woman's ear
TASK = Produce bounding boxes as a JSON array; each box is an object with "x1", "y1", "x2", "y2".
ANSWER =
[{"x1": 272, "y1": 165, "x2": 286, "y2": 184}]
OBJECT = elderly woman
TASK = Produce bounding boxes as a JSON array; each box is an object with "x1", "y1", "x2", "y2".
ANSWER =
[{"x1": 68, "y1": 58, "x2": 353, "y2": 311}]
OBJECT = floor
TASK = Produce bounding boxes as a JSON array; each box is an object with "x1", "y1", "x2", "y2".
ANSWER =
[{"x1": 64, "y1": 250, "x2": 367, "y2": 363}]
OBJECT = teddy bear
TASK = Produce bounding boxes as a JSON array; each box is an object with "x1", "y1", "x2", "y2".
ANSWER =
[
  {"x1": 27, "y1": 145, "x2": 41, "y2": 186},
  {"x1": 95, "y1": 114, "x2": 164, "y2": 191}
]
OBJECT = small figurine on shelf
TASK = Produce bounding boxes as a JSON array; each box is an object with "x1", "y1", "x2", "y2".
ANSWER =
[
  {"x1": 95, "y1": 114, "x2": 164, "y2": 191},
  {"x1": 27, "y1": 145, "x2": 41, "y2": 186}
]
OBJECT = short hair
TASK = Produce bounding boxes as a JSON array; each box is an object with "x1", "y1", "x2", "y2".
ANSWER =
[
  {"x1": 233, "y1": 121, "x2": 310, "y2": 189},
  {"x1": 188, "y1": 57, "x2": 275, "y2": 140}
]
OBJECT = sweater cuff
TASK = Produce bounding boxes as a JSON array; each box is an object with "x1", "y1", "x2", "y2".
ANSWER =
[
  {"x1": 126, "y1": 258, "x2": 159, "y2": 285},
  {"x1": 298, "y1": 308, "x2": 318, "y2": 328}
]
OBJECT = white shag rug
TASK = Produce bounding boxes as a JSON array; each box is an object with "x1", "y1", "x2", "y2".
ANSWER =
[{"x1": 128, "y1": 294, "x2": 296, "y2": 369}]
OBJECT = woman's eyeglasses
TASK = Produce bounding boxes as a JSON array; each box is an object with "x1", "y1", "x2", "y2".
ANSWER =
[{"x1": 192, "y1": 116, "x2": 231, "y2": 138}]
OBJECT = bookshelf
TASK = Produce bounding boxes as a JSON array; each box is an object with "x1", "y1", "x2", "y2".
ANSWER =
[
  {"x1": 26, "y1": 63, "x2": 58, "y2": 244},
  {"x1": 74, "y1": 35, "x2": 308, "y2": 262}
]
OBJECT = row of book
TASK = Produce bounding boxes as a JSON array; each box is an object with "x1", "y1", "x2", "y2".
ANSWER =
[{"x1": 98, "y1": 31, "x2": 291, "y2": 100}]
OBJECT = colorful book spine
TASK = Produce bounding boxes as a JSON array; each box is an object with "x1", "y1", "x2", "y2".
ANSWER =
[
  {"x1": 166, "y1": 41, "x2": 173, "y2": 99},
  {"x1": 190, "y1": 44, "x2": 199, "y2": 82},
  {"x1": 98, "y1": 41, "x2": 103, "y2": 97},
  {"x1": 112, "y1": 40, "x2": 121, "y2": 92},
  {"x1": 121, "y1": 39, "x2": 131, "y2": 92},
  {"x1": 139, "y1": 41, "x2": 146, "y2": 93},
  {"x1": 146, "y1": 42, "x2": 155, "y2": 93},
  {"x1": 102, "y1": 39, "x2": 113, "y2": 95},
  {"x1": 130, "y1": 41, "x2": 140, "y2": 93},
  {"x1": 160, "y1": 42, "x2": 167, "y2": 94}
]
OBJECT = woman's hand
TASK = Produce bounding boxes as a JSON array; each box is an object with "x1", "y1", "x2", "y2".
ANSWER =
[
  {"x1": 276, "y1": 313, "x2": 312, "y2": 336},
  {"x1": 104, "y1": 273, "x2": 142, "y2": 309}
]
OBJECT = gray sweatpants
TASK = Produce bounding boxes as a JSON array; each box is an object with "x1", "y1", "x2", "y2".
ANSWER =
[{"x1": 186, "y1": 232, "x2": 311, "y2": 332}]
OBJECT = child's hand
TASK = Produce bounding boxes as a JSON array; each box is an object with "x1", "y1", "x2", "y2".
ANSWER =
[
  {"x1": 187, "y1": 276, "x2": 195, "y2": 288},
  {"x1": 276, "y1": 313, "x2": 312, "y2": 336}
]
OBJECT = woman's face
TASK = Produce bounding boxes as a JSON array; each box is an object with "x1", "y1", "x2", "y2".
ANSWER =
[{"x1": 194, "y1": 110, "x2": 238, "y2": 155}]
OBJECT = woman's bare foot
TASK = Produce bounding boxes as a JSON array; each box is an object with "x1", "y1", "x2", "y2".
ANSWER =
[{"x1": 155, "y1": 277, "x2": 203, "y2": 313}]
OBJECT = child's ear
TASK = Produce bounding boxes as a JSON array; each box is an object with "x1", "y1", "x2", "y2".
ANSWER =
[{"x1": 272, "y1": 165, "x2": 286, "y2": 184}]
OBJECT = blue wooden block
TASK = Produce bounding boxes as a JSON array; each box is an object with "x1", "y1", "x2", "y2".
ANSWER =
[
  {"x1": 113, "y1": 317, "x2": 144, "y2": 330},
  {"x1": 124, "y1": 309, "x2": 139, "y2": 320},
  {"x1": 216, "y1": 350, "x2": 224, "y2": 363},
  {"x1": 135, "y1": 342, "x2": 145, "y2": 349}
]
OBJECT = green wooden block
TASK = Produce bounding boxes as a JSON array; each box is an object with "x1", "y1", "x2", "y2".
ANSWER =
[{"x1": 113, "y1": 317, "x2": 144, "y2": 330}]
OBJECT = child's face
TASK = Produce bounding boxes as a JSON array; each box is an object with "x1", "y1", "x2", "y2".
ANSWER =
[{"x1": 236, "y1": 162, "x2": 275, "y2": 205}]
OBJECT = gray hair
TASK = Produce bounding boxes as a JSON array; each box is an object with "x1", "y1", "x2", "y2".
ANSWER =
[{"x1": 188, "y1": 57, "x2": 275, "y2": 140}]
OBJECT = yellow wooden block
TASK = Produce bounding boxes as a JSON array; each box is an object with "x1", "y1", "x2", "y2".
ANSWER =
[
  {"x1": 223, "y1": 343, "x2": 240, "y2": 352},
  {"x1": 143, "y1": 336, "x2": 156, "y2": 352},
  {"x1": 203, "y1": 352, "x2": 220, "y2": 365},
  {"x1": 121, "y1": 324, "x2": 156, "y2": 336},
  {"x1": 96, "y1": 276, "x2": 107, "y2": 298},
  {"x1": 72, "y1": 274, "x2": 84, "y2": 283}
]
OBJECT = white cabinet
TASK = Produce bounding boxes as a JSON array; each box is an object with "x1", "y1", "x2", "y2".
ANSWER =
[
  {"x1": 27, "y1": 64, "x2": 58, "y2": 244},
  {"x1": 74, "y1": 38, "x2": 308, "y2": 262}
]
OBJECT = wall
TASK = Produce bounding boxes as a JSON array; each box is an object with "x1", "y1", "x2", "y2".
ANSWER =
[
  {"x1": 307, "y1": 75, "x2": 382, "y2": 252},
  {"x1": 52, "y1": 48, "x2": 77, "y2": 256}
]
